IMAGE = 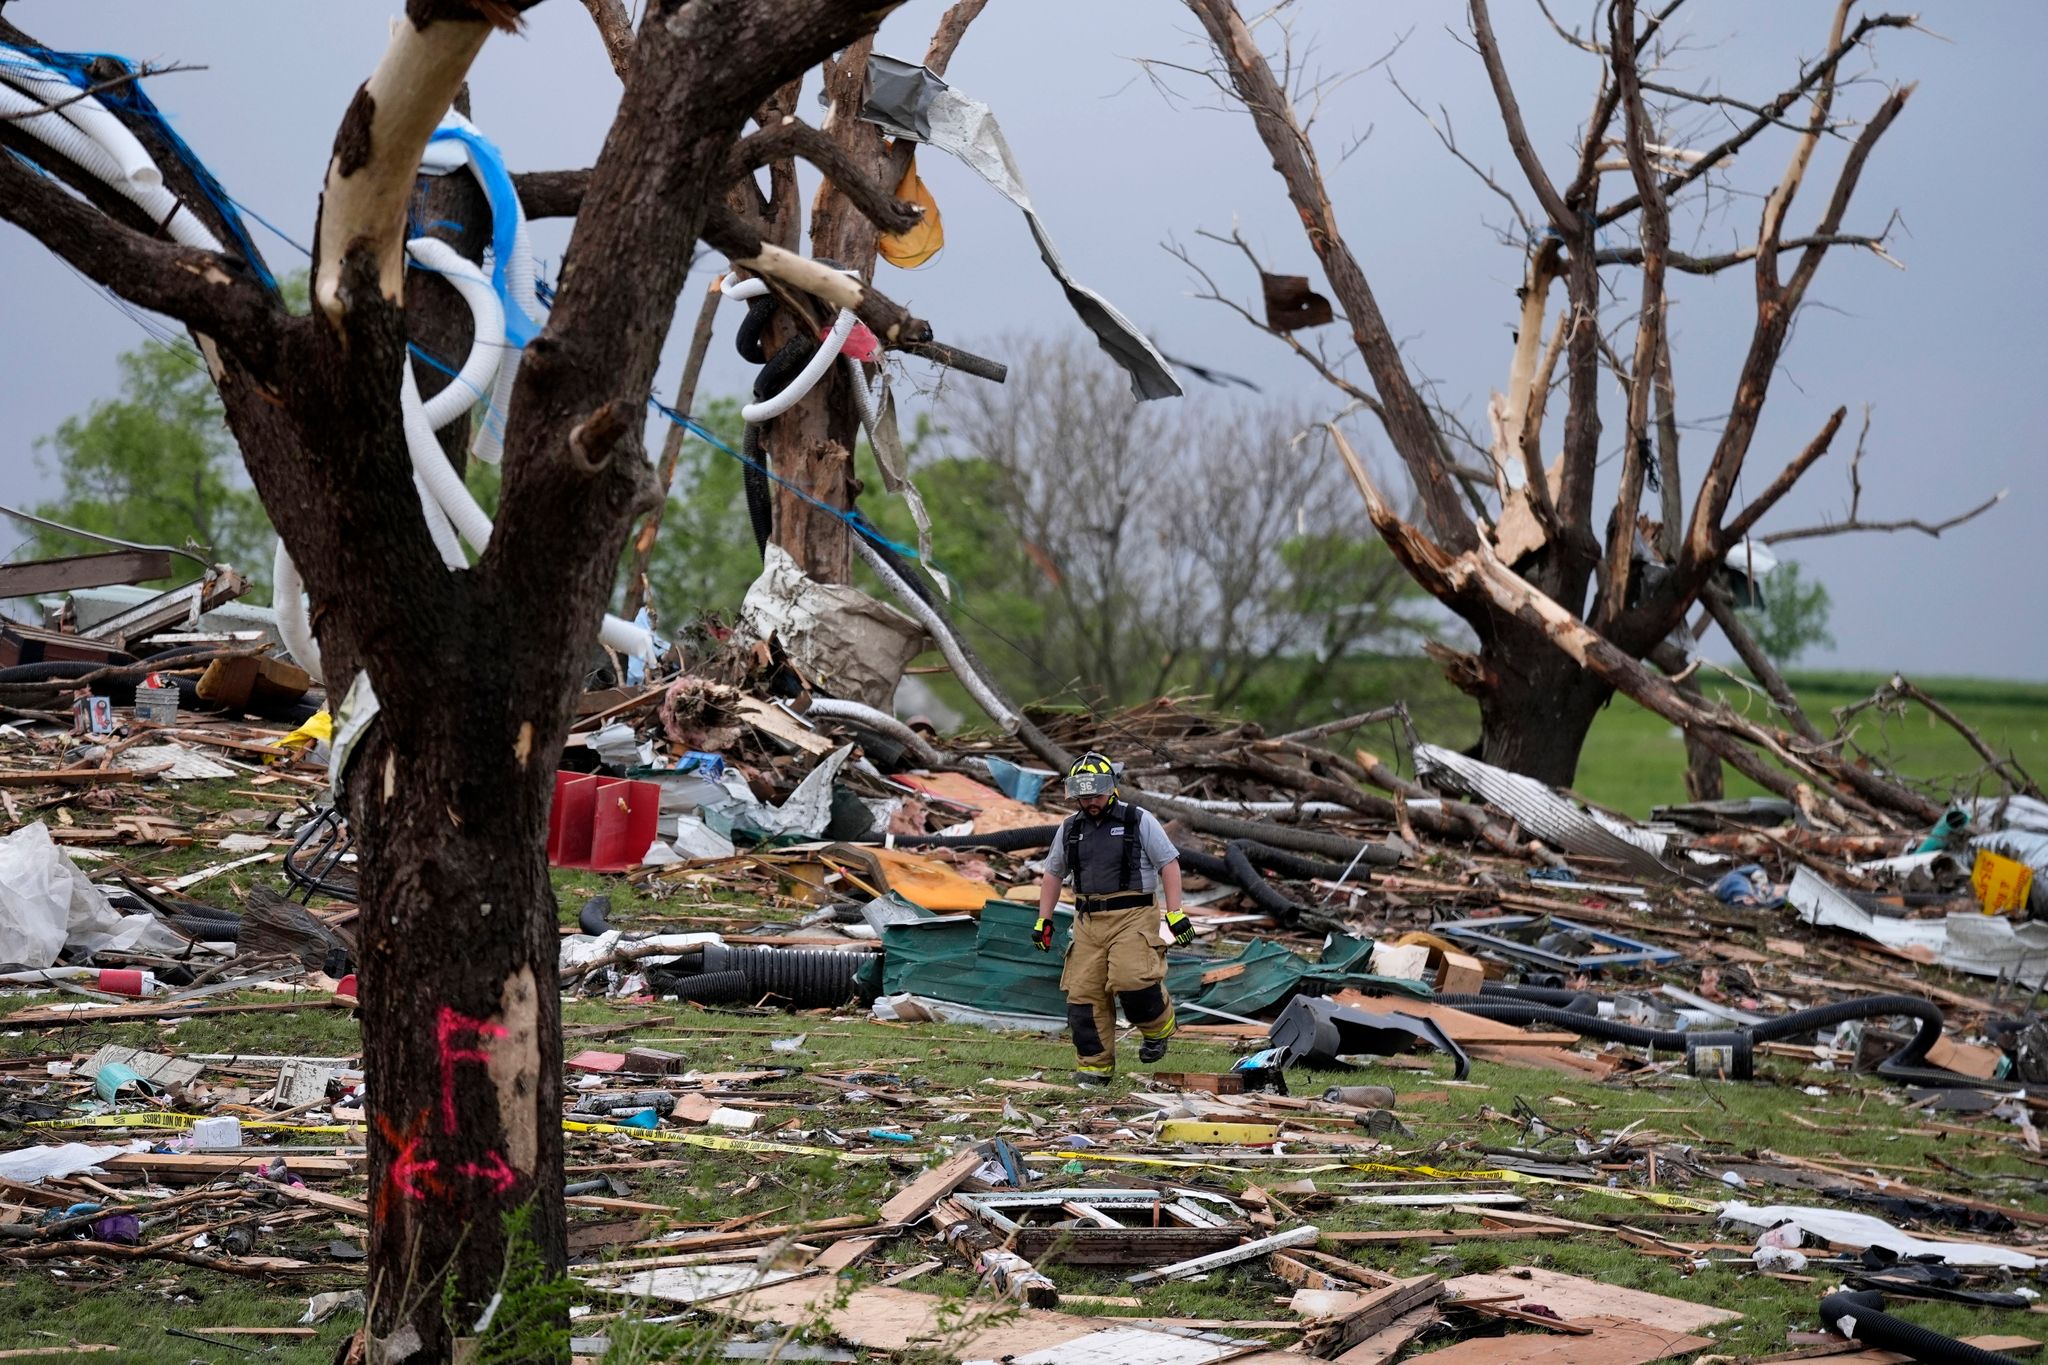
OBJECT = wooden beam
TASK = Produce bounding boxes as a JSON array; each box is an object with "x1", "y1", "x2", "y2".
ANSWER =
[{"x1": 0, "y1": 549, "x2": 173, "y2": 598}]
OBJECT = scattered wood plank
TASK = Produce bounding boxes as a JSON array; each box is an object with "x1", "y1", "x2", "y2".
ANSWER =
[
  {"x1": 1125, "y1": 1225, "x2": 1319, "y2": 1286},
  {"x1": 1334, "y1": 1304, "x2": 1439, "y2": 1364},
  {"x1": 1414, "y1": 1315, "x2": 1713, "y2": 1364},
  {"x1": 1443, "y1": 1266, "x2": 1740, "y2": 1333},
  {"x1": 1304, "y1": 1274, "x2": 1443, "y2": 1358},
  {"x1": 808, "y1": 1146, "x2": 987, "y2": 1275}
]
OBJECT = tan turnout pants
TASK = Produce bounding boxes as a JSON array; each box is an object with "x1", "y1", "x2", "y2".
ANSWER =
[{"x1": 1059, "y1": 903, "x2": 1175, "y2": 1072}]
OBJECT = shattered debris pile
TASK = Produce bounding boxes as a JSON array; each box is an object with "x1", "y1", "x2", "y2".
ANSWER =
[{"x1": 5, "y1": 590, "x2": 2048, "y2": 1358}]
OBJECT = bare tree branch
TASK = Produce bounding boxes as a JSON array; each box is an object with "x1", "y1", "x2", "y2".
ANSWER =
[
  {"x1": 1679, "y1": 78, "x2": 1911, "y2": 581},
  {"x1": 1596, "y1": 0, "x2": 1670, "y2": 624},
  {"x1": 1761, "y1": 411, "x2": 2006, "y2": 545},
  {"x1": 1170, "y1": 230, "x2": 1384, "y2": 418},
  {"x1": 1719, "y1": 406, "x2": 1847, "y2": 549},
  {"x1": 1595, "y1": 229, "x2": 1900, "y2": 275},
  {"x1": 1701, "y1": 584, "x2": 1824, "y2": 743},
  {"x1": 0, "y1": 151, "x2": 279, "y2": 353},
  {"x1": 0, "y1": 60, "x2": 206, "y2": 120},
  {"x1": 1467, "y1": 0, "x2": 1572, "y2": 228},
  {"x1": 1596, "y1": 9, "x2": 1917, "y2": 226},
  {"x1": 1184, "y1": 0, "x2": 1478, "y2": 552},
  {"x1": 578, "y1": 0, "x2": 633, "y2": 78}
]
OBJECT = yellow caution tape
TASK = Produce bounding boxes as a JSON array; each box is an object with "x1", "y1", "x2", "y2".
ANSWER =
[
  {"x1": 28, "y1": 1112, "x2": 361, "y2": 1135},
  {"x1": 561, "y1": 1120, "x2": 879, "y2": 1162},
  {"x1": 37, "y1": 1112, "x2": 875, "y2": 1163}
]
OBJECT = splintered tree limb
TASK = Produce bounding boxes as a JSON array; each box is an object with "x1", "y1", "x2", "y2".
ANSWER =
[
  {"x1": 1445, "y1": 541, "x2": 1938, "y2": 827},
  {"x1": 1701, "y1": 586, "x2": 1824, "y2": 745},
  {"x1": 1184, "y1": 0, "x2": 1478, "y2": 553},
  {"x1": 703, "y1": 206, "x2": 932, "y2": 348},
  {"x1": 0, "y1": 153, "x2": 278, "y2": 353},
  {"x1": 313, "y1": 1, "x2": 534, "y2": 327}
]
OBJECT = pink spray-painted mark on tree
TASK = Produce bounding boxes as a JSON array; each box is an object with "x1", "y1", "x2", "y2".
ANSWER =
[
  {"x1": 436, "y1": 1005, "x2": 508, "y2": 1135},
  {"x1": 457, "y1": 1149, "x2": 519, "y2": 1195}
]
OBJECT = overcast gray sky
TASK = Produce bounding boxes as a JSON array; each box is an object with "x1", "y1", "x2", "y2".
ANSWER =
[{"x1": 2, "y1": 1, "x2": 2042, "y2": 678}]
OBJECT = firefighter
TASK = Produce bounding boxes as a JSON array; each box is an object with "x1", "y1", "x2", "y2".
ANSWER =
[{"x1": 1034, "y1": 752, "x2": 1193, "y2": 1086}]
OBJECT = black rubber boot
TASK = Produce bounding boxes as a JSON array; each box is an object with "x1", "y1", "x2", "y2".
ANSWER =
[
  {"x1": 1073, "y1": 1067, "x2": 1114, "y2": 1088},
  {"x1": 1139, "y1": 1035, "x2": 1169, "y2": 1064}
]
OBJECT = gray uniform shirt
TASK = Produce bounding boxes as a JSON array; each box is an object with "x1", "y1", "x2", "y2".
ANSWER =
[{"x1": 1043, "y1": 803, "x2": 1180, "y2": 894}]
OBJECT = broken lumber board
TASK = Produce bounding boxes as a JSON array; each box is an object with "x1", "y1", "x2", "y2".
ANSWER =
[
  {"x1": 1322, "y1": 1227, "x2": 1539, "y2": 1245},
  {"x1": 1334, "y1": 1304, "x2": 1439, "y2": 1364},
  {"x1": 719, "y1": 1277, "x2": 1276, "y2": 1363},
  {"x1": 1410, "y1": 1315, "x2": 1712, "y2": 1364},
  {"x1": 809, "y1": 1147, "x2": 985, "y2": 1274},
  {"x1": 269, "y1": 1183, "x2": 369, "y2": 1218},
  {"x1": 1125, "y1": 1225, "x2": 1319, "y2": 1285},
  {"x1": 1443, "y1": 1266, "x2": 1739, "y2": 1332},
  {"x1": 1325, "y1": 991, "x2": 1579, "y2": 1046},
  {"x1": 1304, "y1": 1275, "x2": 1443, "y2": 1359},
  {"x1": 0, "y1": 548, "x2": 174, "y2": 597},
  {"x1": 103, "y1": 1152, "x2": 356, "y2": 1180},
  {"x1": 2, "y1": 998, "x2": 353, "y2": 1030},
  {"x1": 1811, "y1": 1337, "x2": 2042, "y2": 1364},
  {"x1": 0, "y1": 765, "x2": 169, "y2": 786}
]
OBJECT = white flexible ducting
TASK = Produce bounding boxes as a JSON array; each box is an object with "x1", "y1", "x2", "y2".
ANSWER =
[
  {"x1": 807, "y1": 698, "x2": 947, "y2": 768},
  {"x1": 720, "y1": 269, "x2": 864, "y2": 424},
  {"x1": 741, "y1": 307, "x2": 857, "y2": 422},
  {"x1": 851, "y1": 534, "x2": 1021, "y2": 734},
  {"x1": 0, "y1": 54, "x2": 160, "y2": 189},
  {"x1": 414, "y1": 470, "x2": 466, "y2": 569},
  {"x1": 406, "y1": 238, "x2": 505, "y2": 429},
  {"x1": 0, "y1": 82, "x2": 216, "y2": 252},
  {"x1": 272, "y1": 541, "x2": 323, "y2": 683},
  {"x1": 401, "y1": 360, "x2": 494, "y2": 555}
]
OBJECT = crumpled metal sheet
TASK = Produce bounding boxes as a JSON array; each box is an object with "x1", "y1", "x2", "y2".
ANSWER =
[
  {"x1": 1786, "y1": 865, "x2": 2048, "y2": 985},
  {"x1": 860, "y1": 54, "x2": 1182, "y2": 402},
  {"x1": 1413, "y1": 743, "x2": 1680, "y2": 882},
  {"x1": 735, "y1": 544, "x2": 928, "y2": 709}
]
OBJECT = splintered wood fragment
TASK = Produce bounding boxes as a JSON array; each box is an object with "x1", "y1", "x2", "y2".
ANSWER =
[
  {"x1": 1303, "y1": 1274, "x2": 1443, "y2": 1358},
  {"x1": 1125, "y1": 1224, "x2": 1319, "y2": 1285},
  {"x1": 1334, "y1": 1304, "x2": 1440, "y2": 1365},
  {"x1": 1415, "y1": 1315, "x2": 1712, "y2": 1363},
  {"x1": 810, "y1": 1146, "x2": 986, "y2": 1274}
]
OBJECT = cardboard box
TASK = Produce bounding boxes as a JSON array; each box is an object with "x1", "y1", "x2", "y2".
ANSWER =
[{"x1": 1437, "y1": 950, "x2": 1485, "y2": 997}]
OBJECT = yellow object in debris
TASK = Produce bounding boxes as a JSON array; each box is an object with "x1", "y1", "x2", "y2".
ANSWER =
[
  {"x1": 1158, "y1": 1120, "x2": 1282, "y2": 1145},
  {"x1": 832, "y1": 843, "x2": 994, "y2": 912},
  {"x1": 878, "y1": 145, "x2": 944, "y2": 268},
  {"x1": 275, "y1": 707, "x2": 332, "y2": 756},
  {"x1": 1973, "y1": 849, "x2": 2035, "y2": 915}
]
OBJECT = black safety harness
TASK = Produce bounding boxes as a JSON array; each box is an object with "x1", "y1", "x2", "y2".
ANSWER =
[{"x1": 1064, "y1": 801, "x2": 1151, "y2": 913}]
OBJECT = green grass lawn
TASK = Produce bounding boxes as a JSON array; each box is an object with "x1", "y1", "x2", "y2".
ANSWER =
[{"x1": 1197, "y1": 658, "x2": 2048, "y2": 818}]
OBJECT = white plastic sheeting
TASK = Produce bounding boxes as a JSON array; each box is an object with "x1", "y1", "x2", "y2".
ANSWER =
[
  {"x1": 0, "y1": 1141, "x2": 148, "y2": 1185},
  {"x1": 1720, "y1": 1202, "x2": 2040, "y2": 1269},
  {"x1": 0, "y1": 822, "x2": 186, "y2": 968}
]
